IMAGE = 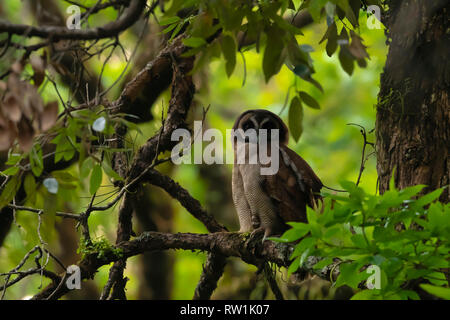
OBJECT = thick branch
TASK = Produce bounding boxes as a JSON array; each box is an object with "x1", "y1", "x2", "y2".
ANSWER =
[
  {"x1": 144, "y1": 169, "x2": 227, "y2": 233},
  {"x1": 193, "y1": 253, "x2": 227, "y2": 300},
  {"x1": 32, "y1": 231, "x2": 340, "y2": 300},
  {"x1": 0, "y1": 0, "x2": 146, "y2": 40}
]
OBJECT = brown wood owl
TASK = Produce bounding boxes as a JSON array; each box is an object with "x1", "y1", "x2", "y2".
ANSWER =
[{"x1": 231, "y1": 109, "x2": 322, "y2": 238}]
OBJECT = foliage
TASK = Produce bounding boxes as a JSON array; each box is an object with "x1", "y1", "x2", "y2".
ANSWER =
[
  {"x1": 272, "y1": 180, "x2": 449, "y2": 300},
  {"x1": 161, "y1": 0, "x2": 379, "y2": 142}
]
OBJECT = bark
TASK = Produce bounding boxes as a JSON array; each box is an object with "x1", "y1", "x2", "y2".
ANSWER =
[
  {"x1": 193, "y1": 253, "x2": 227, "y2": 300},
  {"x1": 376, "y1": 0, "x2": 449, "y2": 201}
]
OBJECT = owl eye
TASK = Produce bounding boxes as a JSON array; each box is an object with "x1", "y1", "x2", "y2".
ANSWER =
[
  {"x1": 261, "y1": 121, "x2": 277, "y2": 131},
  {"x1": 242, "y1": 121, "x2": 254, "y2": 131}
]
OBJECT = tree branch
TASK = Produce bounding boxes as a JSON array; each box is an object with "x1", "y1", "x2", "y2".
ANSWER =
[
  {"x1": 0, "y1": 0, "x2": 146, "y2": 40},
  {"x1": 32, "y1": 231, "x2": 341, "y2": 300},
  {"x1": 193, "y1": 253, "x2": 227, "y2": 300},
  {"x1": 144, "y1": 169, "x2": 227, "y2": 233}
]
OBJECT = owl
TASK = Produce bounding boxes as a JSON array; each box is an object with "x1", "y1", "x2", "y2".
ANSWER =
[{"x1": 231, "y1": 109, "x2": 322, "y2": 239}]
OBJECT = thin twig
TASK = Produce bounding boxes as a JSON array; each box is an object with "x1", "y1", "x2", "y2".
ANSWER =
[{"x1": 347, "y1": 123, "x2": 375, "y2": 186}]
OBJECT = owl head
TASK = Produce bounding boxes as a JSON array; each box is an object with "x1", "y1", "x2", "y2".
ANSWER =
[{"x1": 232, "y1": 109, "x2": 289, "y2": 145}]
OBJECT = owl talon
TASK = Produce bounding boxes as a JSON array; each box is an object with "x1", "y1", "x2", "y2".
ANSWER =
[
  {"x1": 248, "y1": 227, "x2": 264, "y2": 243},
  {"x1": 262, "y1": 235, "x2": 267, "y2": 244}
]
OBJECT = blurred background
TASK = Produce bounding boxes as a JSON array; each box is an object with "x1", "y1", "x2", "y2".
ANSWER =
[{"x1": 0, "y1": 1, "x2": 386, "y2": 299}]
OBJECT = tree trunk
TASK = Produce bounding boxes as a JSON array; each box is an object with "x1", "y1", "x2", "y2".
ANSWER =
[
  {"x1": 376, "y1": 0, "x2": 449, "y2": 201},
  {"x1": 134, "y1": 184, "x2": 174, "y2": 299}
]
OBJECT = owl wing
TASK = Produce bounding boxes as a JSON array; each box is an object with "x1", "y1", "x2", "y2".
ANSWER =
[{"x1": 261, "y1": 145, "x2": 322, "y2": 223}]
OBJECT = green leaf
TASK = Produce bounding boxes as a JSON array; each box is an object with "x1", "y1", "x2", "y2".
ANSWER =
[
  {"x1": 398, "y1": 184, "x2": 426, "y2": 199},
  {"x1": 320, "y1": 21, "x2": 334, "y2": 44},
  {"x1": 262, "y1": 26, "x2": 285, "y2": 82},
  {"x1": 351, "y1": 289, "x2": 378, "y2": 300},
  {"x1": 5, "y1": 154, "x2": 22, "y2": 166},
  {"x1": 53, "y1": 134, "x2": 69, "y2": 163},
  {"x1": 308, "y1": 0, "x2": 329, "y2": 21},
  {"x1": 306, "y1": 206, "x2": 318, "y2": 223},
  {"x1": 312, "y1": 257, "x2": 334, "y2": 270},
  {"x1": 182, "y1": 37, "x2": 207, "y2": 48},
  {"x1": 304, "y1": 76, "x2": 324, "y2": 93},
  {"x1": 425, "y1": 271, "x2": 448, "y2": 286},
  {"x1": 279, "y1": 225, "x2": 310, "y2": 242},
  {"x1": 427, "y1": 202, "x2": 448, "y2": 233},
  {"x1": 413, "y1": 188, "x2": 444, "y2": 208},
  {"x1": 29, "y1": 145, "x2": 43, "y2": 177},
  {"x1": 0, "y1": 175, "x2": 20, "y2": 209},
  {"x1": 159, "y1": 16, "x2": 181, "y2": 26},
  {"x1": 347, "y1": 0, "x2": 361, "y2": 27},
  {"x1": 288, "y1": 96, "x2": 303, "y2": 142},
  {"x1": 80, "y1": 157, "x2": 94, "y2": 179},
  {"x1": 161, "y1": 22, "x2": 178, "y2": 34},
  {"x1": 292, "y1": 64, "x2": 312, "y2": 78},
  {"x1": 2, "y1": 166, "x2": 19, "y2": 176},
  {"x1": 325, "y1": 23, "x2": 338, "y2": 57},
  {"x1": 181, "y1": 46, "x2": 203, "y2": 58},
  {"x1": 286, "y1": 221, "x2": 310, "y2": 230},
  {"x1": 287, "y1": 39, "x2": 310, "y2": 68},
  {"x1": 398, "y1": 290, "x2": 420, "y2": 300},
  {"x1": 102, "y1": 161, "x2": 124, "y2": 181},
  {"x1": 169, "y1": 21, "x2": 184, "y2": 41},
  {"x1": 63, "y1": 147, "x2": 76, "y2": 162},
  {"x1": 351, "y1": 234, "x2": 368, "y2": 248},
  {"x1": 420, "y1": 284, "x2": 450, "y2": 300},
  {"x1": 287, "y1": 257, "x2": 301, "y2": 277},
  {"x1": 52, "y1": 132, "x2": 76, "y2": 163},
  {"x1": 24, "y1": 173, "x2": 37, "y2": 204},
  {"x1": 89, "y1": 164, "x2": 103, "y2": 194},
  {"x1": 290, "y1": 237, "x2": 316, "y2": 259},
  {"x1": 335, "y1": 261, "x2": 365, "y2": 289},
  {"x1": 220, "y1": 34, "x2": 236, "y2": 77},
  {"x1": 52, "y1": 171, "x2": 78, "y2": 183},
  {"x1": 299, "y1": 91, "x2": 320, "y2": 109},
  {"x1": 52, "y1": 171, "x2": 78, "y2": 191},
  {"x1": 339, "y1": 46, "x2": 354, "y2": 75},
  {"x1": 299, "y1": 247, "x2": 311, "y2": 266}
]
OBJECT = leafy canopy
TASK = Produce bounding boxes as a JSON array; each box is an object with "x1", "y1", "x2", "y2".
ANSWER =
[{"x1": 161, "y1": 0, "x2": 378, "y2": 142}]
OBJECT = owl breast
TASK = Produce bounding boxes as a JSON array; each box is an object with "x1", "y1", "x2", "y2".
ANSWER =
[{"x1": 232, "y1": 143, "x2": 286, "y2": 237}]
